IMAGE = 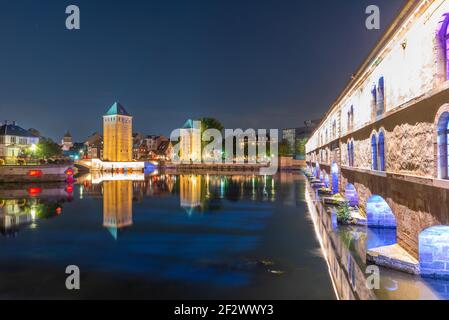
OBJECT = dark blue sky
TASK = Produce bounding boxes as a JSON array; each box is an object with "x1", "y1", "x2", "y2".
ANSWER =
[{"x1": 0, "y1": 0, "x2": 404, "y2": 141}]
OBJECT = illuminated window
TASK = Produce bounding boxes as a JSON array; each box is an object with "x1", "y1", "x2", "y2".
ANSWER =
[
  {"x1": 378, "y1": 131, "x2": 385, "y2": 171},
  {"x1": 351, "y1": 140, "x2": 354, "y2": 167},
  {"x1": 371, "y1": 134, "x2": 378, "y2": 170},
  {"x1": 437, "y1": 112, "x2": 449, "y2": 179},
  {"x1": 347, "y1": 140, "x2": 354, "y2": 167},
  {"x1": 347, "y1": 142, "x2": 351, "y2": 166},
  {"x1": 377, "y1": 77, "x2": 385, "y2": 117},
  {"x1": 371, "y1": 84, "x2": 377, "y2": 119},
  {"x1": 347, "y1": 105, "x2": 354, "y2": 131},
  {"x1": 439, "y1": 14, "x2": 449, "y2": 81}
]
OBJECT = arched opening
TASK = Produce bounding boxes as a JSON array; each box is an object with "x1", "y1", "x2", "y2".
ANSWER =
[
  {"x1": 350, "y1": 140, "x2": 354, "y2": 167},
  {"x1": 332, "y1": 120, "x2": 337, "y2": 139},
  {"x1": 376, "y1": 77, "x2": 385, "y2": 117},
  {"x1": 419, "y1": 226, "x2": 449, "y2": 279},
  {"x1": 347, "y1": 140, "x2": 354, "y2": 167},
  {"x1": 344, "y1": 184, "x2": 359, "y2": 207},
  {"x1": 378, "y1": 131, "x2": 385, "y2": 171},
  {"x1": 366, "y1": 195, "x2": 397, "y2": 249},
  {"x1": 438, "y1": 14, "x2": 449, "y2": 81},
  {"x1": 366, "y1": 195, "x2": 396, "y2": 228},
  {"x1": 324, "y1": 174, "x2": 330, "y2": 188},
  {"x1": 371, "y1": 84, "x2": 377, "y2": 120},
  {"x1": 348, "y1": 105, "x2": 354, "y2": 132},
  {"x1": 331, "y1": 162, "x2": 339, "y2": 194},
  {"x1": 347, "y1": 141, "x2": 351, "y2": 166},
  {"x1": 437, "y1": 112, "x2": 449, "y2": 179},
  {"x1": 314, "y1": 163, "x2": 320, "y2": 179},
  {"x1": 371, "y1": 134, "x2": 378, "y2": 170}
]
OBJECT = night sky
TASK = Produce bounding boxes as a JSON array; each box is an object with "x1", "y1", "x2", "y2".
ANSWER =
[{"x1": 0, "y1": 0, "x2": 404, "y2": 142}]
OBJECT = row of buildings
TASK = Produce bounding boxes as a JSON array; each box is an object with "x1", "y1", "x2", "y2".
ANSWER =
[
  {"x1": 306, "y1": 0, "x2": 449, "y2": 278},
  {"x1": 0, "y1": 103, "x2": 201, "y2": 166},
  {"x1": 60, "y1": 102, "x2": 172, "y2": 163},
  {"x1": 282, "y1": 120, "x2": 320, "y2": 160},
  {"x1": 2, "y1": 101, "x2": 318, "y2": 166}
]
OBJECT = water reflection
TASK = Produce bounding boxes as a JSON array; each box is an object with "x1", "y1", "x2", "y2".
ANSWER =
[
  {"x1": 180, "y1": 175, "x2": 201, "y2": 214},
  {"x1": 2, "y1": 173, "x2": 449, "y2": 299},
  {"x1": 0, "y1": 172, "x2": 335, "y2": 299},
  {"x1": 0, "y1": 184, "x2": 72, "y2": 237},
  {"x1": 103, "y1": 180, "x2": 133, "y2": 239},
  {"x1": 304, "y1": 178, "x2": 449, "y2": 300},
  {"x1": 80, "y1": 173, "x2": 281, "y2": 218}
]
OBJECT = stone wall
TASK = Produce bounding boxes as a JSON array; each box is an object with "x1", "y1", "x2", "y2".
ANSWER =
[
  {"x1": 341, "y1": 167, "x2": 449, "y2": 259},
  {"x1": 420, "y1": 226, "x2": 449, "y2": 279},
  {"x1": 353, "y1": 136, "x2": 372, "y2": 170},
  {"x1": 306, "y1": 0, "x2": 449, "y2": 154},
  {"x1": 386, "y1": 122, "x2": 435, "y2": 177},
  {"x1": 0, "y1": 165, "x2": 71, "y2": 183}
]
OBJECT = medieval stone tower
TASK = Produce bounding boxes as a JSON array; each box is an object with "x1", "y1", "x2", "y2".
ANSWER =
[{"x1": 103, "y1": 102, "x2": 133, "y2": 162}]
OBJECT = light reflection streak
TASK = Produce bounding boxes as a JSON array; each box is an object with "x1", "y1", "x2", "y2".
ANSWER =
[{"x1": 305, "y1": 183, "x2": 340, "y2": 300}]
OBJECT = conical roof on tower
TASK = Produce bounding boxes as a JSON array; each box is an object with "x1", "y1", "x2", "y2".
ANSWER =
[
  {"x1": 182, "y1": 119, "x2": 200, "y2": 129},
  {"x1": 105, "y1": 102, "x2": 131, "y2": 116}
]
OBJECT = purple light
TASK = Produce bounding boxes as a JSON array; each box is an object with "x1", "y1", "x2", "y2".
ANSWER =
[
  {"x1": 331, "y1": 163, "x2": 339, "y2": 194},
  {"x1": 344, "y1": 184, "x2": 359, "y2": 207}
]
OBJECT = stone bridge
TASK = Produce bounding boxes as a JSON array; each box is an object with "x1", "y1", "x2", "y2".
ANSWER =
[{"x1": 309, "y1": 159, "x2": 449, "y2": 278}]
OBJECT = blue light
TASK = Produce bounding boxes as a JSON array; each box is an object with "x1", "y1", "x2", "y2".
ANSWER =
[
  {"x1": 324, "y1": 174, "x2": 329, "y2": 188},
  {"x1": 331, "y1": 163, "x2": 339, "y2": 194},
  {"x1": 367, "y1": 227, "x2": 397, "y2": 249},
  {"x1": 366, "y1": 195, "x2": 396, "y2": 229},
  {"x1": 371, "y1": 134, "x2": 378, "y2": 170},
  {"x1": 420, "y1": 225, "x2": 449, "y2": 279},
  {"x1": 345, "y1": 184, "x2": 359, "y2": 207},
  {"x1": 144, "y1": 162, "x2": 156, "y2": 174}
]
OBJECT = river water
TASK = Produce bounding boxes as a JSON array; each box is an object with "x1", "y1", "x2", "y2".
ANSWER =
[{"x1": 0, "y1": 172, "x2": 448, "y2": 299}]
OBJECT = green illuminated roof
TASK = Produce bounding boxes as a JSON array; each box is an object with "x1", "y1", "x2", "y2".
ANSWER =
[
  {"x1": 107, "y1": 227, "x2": 118, "y2": 240},
  {"x1": 182, "y1": 119, "x2": 200, "y2": 129},
  {"x1": 105, "y1": 102, "x2": 131, "y2": 116}
]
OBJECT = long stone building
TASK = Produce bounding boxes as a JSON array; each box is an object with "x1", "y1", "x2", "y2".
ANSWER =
[{"x1": 306, "y1": 0, "x2": 449, "y2": 278}]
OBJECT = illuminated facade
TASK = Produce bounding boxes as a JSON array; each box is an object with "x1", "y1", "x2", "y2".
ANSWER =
[
  {"x1": 84, "y1": 132, "x2": 103, "y2": 160},
  {"x1": 306, "y1": 0, "x2": 449, "y2": 278},
  {"x1": 103, "y1": 102, "x2": 133, "y2": 162},
  {"x1": 103, "y1": 180, "x2": 133, "y2": 239},
  {"x1": 0, "y1": 121, "x2": 39, "y2": 163},
  {"x1": 179, "y1": 120, "x2": 202, "y2": 163},
  {"x1": 61, "y1": 131, "x2": 73, "y2": 151}
]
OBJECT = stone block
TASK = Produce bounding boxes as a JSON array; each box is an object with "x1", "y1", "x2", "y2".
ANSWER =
[{"x1": 420, "y1": 252, "x2": 433, "y2": 263}]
